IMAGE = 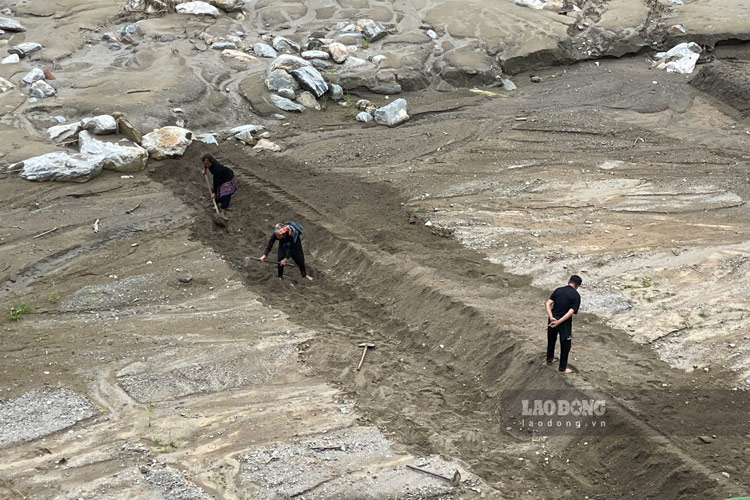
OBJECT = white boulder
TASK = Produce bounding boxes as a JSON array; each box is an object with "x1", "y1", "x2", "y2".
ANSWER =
[{"x1": 141, "y1": 126, "x2": 193, "y2": 160}]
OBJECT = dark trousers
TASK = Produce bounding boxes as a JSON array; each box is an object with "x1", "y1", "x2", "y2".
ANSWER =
[
  {"x1": 216, "y1": 194, "x2": 232, "y2": 210},
  {"x1": 546, "y1": 322, "x2": 572, "y2": 371},
  {"x1": 278, "y1": 240, "x2": 307, "y2": 278}
]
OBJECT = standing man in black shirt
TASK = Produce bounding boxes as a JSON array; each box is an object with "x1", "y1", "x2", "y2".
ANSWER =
[{"x1": 545, "y1": 275, "x2": 582, "y2": 373}]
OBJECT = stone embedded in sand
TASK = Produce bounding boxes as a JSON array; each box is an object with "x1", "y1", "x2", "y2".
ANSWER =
[
  {"x1": 278, "y1": 88, "x2": 296, "y2": 100},
  {"x1": 30, "y1": 80, "x2": 55, "y2": 99},
  {"x1": 211, "y1": 41, "x2": 237, "y2": 50},
  {"x1": 328, "y1": 42, "x2": 348, "y2": 63},
  {"x1": 141, "y1": 126, "x2": 193, "y2": 160},
  {"x1": 360, "y1": 19, "x2": 387, "y2": 42},
  {"x1": 270, "y1": 94, "x2": 305, "y2": 112},
  {"x1": 311, "y1": 59, "x2": 332, "y2": 70},
  {"x1": 17, "y1": 151, "x2": 104, "y2": 182},
  {"x1": 254, "y1": 138, "x2": 281, "y2": 152},
  {"x1": 335, "y1": 32, "x2": 364, "y2": 46},
  {"x1": 117, "y1": 116, "x2": 143, "y2": 144},
  {"x1": 80, "y1": 115, "x2": 117, "y2": 135},
  {"x1": 45, "y1": 122, "x2": 81, "y2": 143},
  {"x1": 301, "y1": 50, "x2": 330, "y2": 60},
  {"x1": 265, "y1": 69, "x2": 299, "y2": 92},
  {"x1": 0, "y1": 76, "x2": 15, "y2": 92},
  {"x1": 221, "y1": 49, "x2": 255, "y2": 62},
  {"x1": 270, "y1": 54, "x2": 310, "y2": 73},
  {"x1": 1, "y1": 54, "x2": 19, "y2": 64},
  {"x1": 374, "y1": 98, "x2": 409, "y2": 127},
  {"x1": 253, "y1": 42, "x2": 278, "y2": 58},
  {"x1": 228, "y1": 124, "x2": 266, "y2": 136},
  {"x1": 356, "y1": 111, "x2": 373, "y2": 123},
  {"x1": 212, "y1": 0, "x2": 245, "y2": 12},
  {"x1": 272, "y1": 36, "x2": 301, "y2": 54},
  {"x1": 290, "y1": 65, "x2": 328, "y2": 98},
  {"x1": 79, "y1": 130, "x2": 148, "y2": 172},
  {"x1": 296, "y1": 91, "x2": 321, "y2": 110},
  {"x1": 175, "y1": 1, "x2": 220, "y2": 17},
  {"x1": 654, "y1": 42, "x2": 701, "y2": 74},
  {"x1": 328, "y1": 83, "x2": 344, "y2": 100},
  {"x1": 21, "y1": 68, "x2": 45, "y2": 86},
  {"x1": 8, "y1": 42, "x2": 42, "y2": 58},
  {"x1": 0, "y1": 16, "x2": 25, "y2": 32},
  {"x1": 235, "y1": 130, "x2": 257, "y2": 145}
]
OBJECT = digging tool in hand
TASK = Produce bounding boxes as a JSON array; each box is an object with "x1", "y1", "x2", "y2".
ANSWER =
[
  {"x1": 406, "y1": 464, "x2": 461, "y2": 487},
  {"x1": 244, "y1": 256, "x2": 296, "y2": 268},
  {"x1": 204, "y1": 175, "x2": 227, "y2": 227},
  {"x1": 357, "y1": 343, "x2": 375, "y2": 371}
]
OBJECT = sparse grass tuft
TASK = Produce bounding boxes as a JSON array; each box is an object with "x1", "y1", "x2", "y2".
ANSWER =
[{"x1": 9, "y1": 304, "x2": 29, "y2": 321}]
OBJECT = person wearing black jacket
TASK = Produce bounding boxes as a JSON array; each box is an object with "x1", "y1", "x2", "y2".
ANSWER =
[
  {"x1": 259, "y1": 221, "x2": 313, "y2": 281},
  {"x1": 202, "y1": 154, "x2": 237, "y2": 217}
]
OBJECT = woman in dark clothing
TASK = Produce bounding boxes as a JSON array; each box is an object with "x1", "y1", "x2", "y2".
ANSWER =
[
  {"x1": 259, "y1": 221, "x2": 313, "y2": 281},
  {"x1": 202, "y1": 154, "x2": 237, "y2": 217}
]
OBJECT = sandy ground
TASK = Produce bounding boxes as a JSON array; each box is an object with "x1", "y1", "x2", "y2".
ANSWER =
[{"x1": 1, "y1": 0, "x2": 750, "y2": 499}]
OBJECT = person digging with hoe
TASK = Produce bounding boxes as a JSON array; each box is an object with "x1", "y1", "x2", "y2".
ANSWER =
[
  {"x1": 202, "y1": 154, "x2": 237, "y2": 219},
  {"x1": 260, "y1": 221, "x2": 313, "y2": 281},
  {"x1": 545, "y1": 275, "x2": 582, "y2": 373}
]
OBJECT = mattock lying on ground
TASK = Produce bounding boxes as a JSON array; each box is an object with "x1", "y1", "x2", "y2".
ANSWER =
[
  {"x1": 406, "y1": 464, "x2": 462, "y2": 487},
  {"x1": 357, "y1": 343, "x2": 375, "y2": 371}
]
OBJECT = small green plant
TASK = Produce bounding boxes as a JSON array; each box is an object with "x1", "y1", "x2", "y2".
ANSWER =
[
  {"x1": 9, "y1": 304, "x2": 29, "y2": 321},
  {"x1": 646, "y1": 296, "x2": 654, "y2": 303},
  {"x1": 361, "y1": 39, "x2": 370, "y2": 49},
  {"x1": 144, "y1": 401, "x2": 154, "y2": 428},
  {"x1": 699, "y1": 311, "x2": 709, "y2": 319},
  {"x1": 48, "y1": 281, "x2": 60, "y2": 303},
  {"x1": 150, "y1": 428, "x2": 179, "y2": 453}
]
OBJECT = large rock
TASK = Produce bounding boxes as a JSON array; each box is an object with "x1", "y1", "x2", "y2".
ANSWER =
[
  {"x1": 253, "y1": 42, "x2": 278, "y2": 58},
  {"x1": 1, "y1": 54, "x2": 19, "y2": 64},
  {"x1": 211, "y1": 0, "x2": 245, "y2": 12},
  {"x1": 221, "y1": 49, "x2": 255, "y2": 62},
  {"x1": 175, "y1": 1, "x2": 219, "y2": 17},
  {"x1": 253, "y1": 139, "x2": 281, "y2": 152},
  {"x1": 211, "y1": 41, "x2": 237, "y2": 50},
  {"x1": 21, "y1": 68, "x2": 45, "y2": 86},
  {"x1": 78, "y1": 131, "x2": 148, "y2": 172},
  {"x1": 17, "y1": 152, "x2": 103, "y2": 182},
  {"x1": 374, "y1": 98, "x2": 409, "y2": 127},
  {"x1": 290, "y1": 66, "x2": 328, "y2": 98},
  {"x1": 270, "y1": 54, "x2": 310, "y2": 73},
  {"x1": 328, "y1": 83, "x2": 344, "y2": 100},
  {"x1": 45, "y1": 122, "x2": 81, "y2": 143},
  {"x1": 0, "y1": 76, "x2": 14, "y2": 92},
  {"x1": 360, "y1": 19, "x2": 387, "y2": 42},
  {"x1": 117, "y1": 117, "x2": 142, "y2": 143},
  {"x1": 265, "y1": 69, "x2": 299, "y2": 92},
  {"x1": 8, "y1": 42, "x2": 42, "y2": 58},
  {"x1": 278, "y1": 88, "x2": 295, "y2": 99},
  {"x1": 141, "y1": 126, "x2": 193, "y2": 160},
  {"x1": 80, "y1": 115, "x2": 117, "y2": 135},
  {"x1": 270, "y1": 94, "x2": 305, "y2": 112},
  {"x1": 228, "y1": 124, "x2": 266, "y2": 136},
  {"x1": 296, "y1": 91, "x2": 320, "y2": 110},
  {"x1": 301, "y1": 50, "x2": 329, "y2": 60},
  {"x1": 328, "y1": 42, "x2": 348, "y2": 63},
  {"x1": 29, "y1": 80, "x2": 55, "y2": 99},
  {"x1": 272, "y1": 36, "x2": 300, "y2": 54},
  {"x1": 0, "y1": 17, "x2": 26, "y2": 32},
  {"x1": 336, "y1": 56, "x2": 401, "y2": 94}
]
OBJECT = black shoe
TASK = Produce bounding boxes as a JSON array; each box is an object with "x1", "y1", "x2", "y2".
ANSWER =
[{"x1": 546, "y1": 358, "x2": 553, "y2": 365}]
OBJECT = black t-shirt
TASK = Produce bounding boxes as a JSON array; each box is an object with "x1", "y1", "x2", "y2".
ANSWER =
[{"x1": 549, "y1": 285, "x2": 580, "y2": 325}]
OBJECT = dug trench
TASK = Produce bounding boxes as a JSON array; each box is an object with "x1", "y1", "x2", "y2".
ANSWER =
[{"x1": 153, "y1": 144, "x2": 749, "y2": 499}]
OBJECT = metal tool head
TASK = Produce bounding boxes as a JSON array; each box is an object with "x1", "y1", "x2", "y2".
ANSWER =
[{"x1": 358, "y1": 343, "x2": 375, "y2": 348}]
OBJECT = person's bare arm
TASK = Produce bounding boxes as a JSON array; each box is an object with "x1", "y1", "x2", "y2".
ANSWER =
[
  {"x1": 549, "y1": 308, "x2": 575, "y2": 328},
  {"x1": 545, "y1": 298, "x2": 556, "y2": 322}
]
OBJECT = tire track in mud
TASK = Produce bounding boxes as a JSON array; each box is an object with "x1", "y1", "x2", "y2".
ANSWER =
[{"x1": 151, "y1": 148, "x2": 747, "y2": 499}]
